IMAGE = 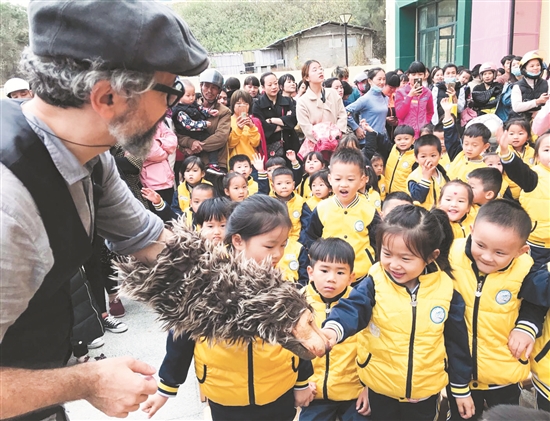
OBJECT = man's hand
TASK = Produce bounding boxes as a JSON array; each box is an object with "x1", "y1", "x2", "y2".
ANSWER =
[
  {"x1": 455, "y1": 395, "x2": 475, "y2": 419},
  {"x1": 356, "y1": 387, "x2": 371, "y2": 416},
  {"x1": 293, "y1": 382, "x2": 316, "y2": 408},
  {"x1": 208, "y1": 109, "x2": 219, "y2": 117},
  {"x1": 190, "y1": 141, "x2": 203, "y2": 154},
  {"x1": 508, "y1": 329, "x2": 535, "y2": 360},
  {"x1": 85, "y1": 357, "x2": 157, "y2": 418},
  {"x1": 252, "y1": 152, "x2": 265, "y2": 172},
  {"x1": 141, "y1": 393, "x2": 168, "y2": 419}
]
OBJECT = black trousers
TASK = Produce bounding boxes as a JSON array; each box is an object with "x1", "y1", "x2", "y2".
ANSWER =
[
  {"x1": 537, "y1": 390, "x2": 550, "y2": 413},
  {"x1": 368, "y1": 389, "x2": 439, "y2": 421},
  {"x1": 447, "y1": 384, "x2": 521, "y2": 420},
  {"x1": 209, "y1": 388, "x2": 296, "y2": 421}
]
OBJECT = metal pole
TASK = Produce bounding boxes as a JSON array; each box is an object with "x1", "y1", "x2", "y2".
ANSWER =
[
  {"x1": 508, "y1": 0, "x2": 515, "y2": 54},
  {"x1": 344, "y1": 22, "x2": 349, "y2": 66}
]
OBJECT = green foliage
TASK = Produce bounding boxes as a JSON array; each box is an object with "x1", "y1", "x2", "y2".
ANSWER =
[
  {"x1": 171, "y1": 0, "x2": 386, "y2": 60},
  {"x1": 0, "y1": 2, "x2": 29, "y2": 85}
]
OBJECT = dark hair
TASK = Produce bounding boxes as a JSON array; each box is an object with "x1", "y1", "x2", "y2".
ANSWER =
[
  {"x1": 331, "y1": 66, "x2": 349, "y2": 80},
  {"x1": 471, "y1": 63, "x2": 481, "y2": 78},
  {"x1": 420, "y1": 123, "x2": 435, "y2": 135},
  {"x1": 434, "y1": 123, "x2": 444, "y2": 133},
  {"x1": 338, "y1": 133, "x2": 360, "y2": 149},
  {"x1": 278, "y1": 73, "x2": 295, "y2": 90},
  {"x1": 367, "y1": 67, "x2": 385, "y2": 81},
  {"x1": 429, "y1": 66, "x2": 442, "y2": 85},
  {"x1": 474, "y1": 199, "x2": 532, "y2": 242},
  {"x1": 442, "y1": 63, "x2": 458, "y2": 75},
  {"x1": 309, "y1": 169, "x2": 331, "y2": 190},
  {"x1": 468, "y1": 167, "x2": 502, "y2": 198},
  {"x1": 400, "y1": 74, "x2": 409, "y2": 84},
  {"x1": 414, "y1": 134, "x2": 442, "y2": 155},
  {"x1": 341, "y1": 80, "x2": 353, "y2": 96},
  {"x1": 195, "y1": 197, "x2": 233, "y2": 225},
  {"x1": 378, "y1": 205, "x2": 455, "y2": 278},
  {"x1": 504, "y1": 118, "x2": 532, "y2": 143},
  {"x1": 229, "y1": 89, "x2": 253, "y2": 114},
  {"x1": 482, "y1": 404, "x2": 549, "y2": 421},
  {"x1": 223, "y1": 172, "x2": 247, "y2": 191},
  {"x1": 382, "y1": 191, "x2": 413, "y2": 211},
  {"x1": 181, "y1": 156, "x2": 205, "y2": 180},
  {"x1": 394, "y1": 125, "x2": 415, "y2": 137},
  {"x1": 371, "y1": 152, "x2": 384, "y2": 165},
  {"x1": 260, "y1": 72, "x2": 277, "y2": 87},
  {"x1": 501, "y1": 55, "x2": 515, "y2": 66},
  {"x1": 407, "y1": 61, "x2": 426, "y2": 74},
  {"x1": 224, "y1": 77, "x2": 241, "y2": 91},
  {"x1": 385, "y1": 71, "x2": 400, "y2": 88},
  {"x1": 323, "y1": 77, "x2": 338, "y2": 89},
  {"x1": 330, "y1": 147, "x2": 365, "y2": 175},
  {"x1": 497, "y1": 68, "x2": 505, "y2": 76},
  {"x1": 534, "y1": 130, "x2": 550, "y2": 159},
  {"x1": 304, "y1": 151, "x2": 326, "y2": 165},
  {"x1": 191, "y1": 182, "x2": 216, "y2": 198},
  {"x1": 365, "y1": 165, "x2": 379, "y2": 193},
  {"x1": 309, "y1": 238, "x2": 355, "y2": 272},
  {"x1": 459, "y1": 69, "x2": 472, "y2": 81},
  {"x1": 224, "y1": 195, "x2": 291, "y2": 244},
  {"x1": 228, "y1": 154, "x2": 252, "y2": 170},
  {"x1": 243, "y1": 75, "x2": 260, "y2": 87},
  {"x1": 266, "y1": 156, "x2": 287, "y2": 169},
  {"x1": 271, "y1": 166, "x2": 294, "y2": 182},
  {"x1": 440, "y1": 180, "x2": 474, "y2": 206},
  {"x1": 301, "y1": 59, "x2": 321, "y2": 88},
  {"x1": 464, "y1": 123, "x2": 491, "y2": 143}
]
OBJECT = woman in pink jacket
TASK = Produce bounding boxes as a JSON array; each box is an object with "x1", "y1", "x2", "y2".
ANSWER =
[
  {"x1": 395, "y1": 61, "x2": 434, "y2": 138},
  {"x1": 140, "y1": 120, "x2": 178, "y2": 205}
]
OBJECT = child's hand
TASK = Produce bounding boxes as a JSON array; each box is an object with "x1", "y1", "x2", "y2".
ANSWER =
[
  {"x1": 141, "y1": 188, "x2": 162, "y2": 206},
  {"x1": 209, "y1": 109, "x2": 219, "y2": 117},
  {"x1": 320, "y1": 328, "x2": 338, "y2": 353},
  {"x1": 455, "y1": 395, "x2": 475, "y2": 419},
  {"x1": 359, "y1": 118, "x2": 374, "y2": 132},
  {"x1": 356, "y1": 387, "x2": 371, "y2": 416},
  {"x1": 498, "y1": 129, "x2": 510, "y2": 156},
  {"x1": 440, "y1": 97, "x2": 454, "y2": 114},
  {"x1": 355, "y1": 127, "x2": 366, "y2": 140},
  {"x1": 141, "y1": 393, "x2": 168, "y2": 419},
  {"x1": 421, "y1": 161, "x2": 437, "y2": 179},
  {"x1": 508, "y1": 329, "x2": 535, "y2": 360},
  {"x1": 286, "y1": 150, "x2": 298, "y2": 164},
  {"x1": 252, "y1": 152, "x2": 265, "y2": 172},
  {"x1": 293, "y1": 382, "x2": 316, "y2": 408},
  {"x1": 206, "y1": 121, "x2": 212, "y2": 128}
]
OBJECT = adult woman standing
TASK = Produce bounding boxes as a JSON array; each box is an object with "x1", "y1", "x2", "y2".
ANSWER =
[
  {"x1": 345, "y1": 67, "x2": 389, "y2": 144},
  {"x1": 252, "y1": 72, "x2": 300, "y2": 160},
  {"x1": 510, "y1": 50, "x2": 549, "y2": 121},
  {"x1": 296, "y1": 60, "x2": 347, "y2": 148}
]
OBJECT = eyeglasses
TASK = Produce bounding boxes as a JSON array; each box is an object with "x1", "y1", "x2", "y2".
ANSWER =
[{"x1": 152, "y1": 80, "x2": 184, "y2": 108}]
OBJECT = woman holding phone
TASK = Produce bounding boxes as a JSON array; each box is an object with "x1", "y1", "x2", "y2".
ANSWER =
[
  {"x1": 228, "y1": 89, "x2": 266, "y2": 160},
  {"x1": 395, "y1": 61, "x2": 434, "y2": 138}
]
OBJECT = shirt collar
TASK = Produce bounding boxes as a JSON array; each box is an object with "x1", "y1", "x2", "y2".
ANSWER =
[{"x1": 334, "y1": 194, "x2": 360, "y2": 209}]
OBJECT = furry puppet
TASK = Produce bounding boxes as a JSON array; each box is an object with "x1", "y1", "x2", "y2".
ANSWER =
[{"x1": 115, "y1": 219, "x2": 328, "y2": 360}]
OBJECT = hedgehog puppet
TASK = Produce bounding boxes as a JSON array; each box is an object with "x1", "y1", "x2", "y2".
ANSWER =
[{"x1": 115, "y1": 219, "x2": 329, "y2": 360}]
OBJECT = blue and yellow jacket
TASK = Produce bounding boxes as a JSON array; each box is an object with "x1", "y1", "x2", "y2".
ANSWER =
[
  {"x1": 377, "y1": 174, "x2": 387, "y2": 201},
  {"x1": 443, "y1": 119, "x2": 486, "y2": 182},
  {"x1": 505, "y1": 144, "x2": 535, "y2": 199},
  {"x1": 323, "y1": 262, "x2": 472, "y2": 401},
  {"x1": 306, "y1": 194, "x2": 380, "y2": 279},
  {"x1": 304, "y1": 283, "x2": 363, "y2": 401},
  {"x1": 176, "y1": 179, "x2": 212, "y2": 212},
  {"x1": 275, "y1": 192, "x2": 311, "y2": 245},
  {"x1": 157, "y1": 331, "x2": 312, "y2": 406},
  {"x1": 363, "y1": 187, "x2": 382, "y2": 213},
  {"x1": 385, "y1": 146, "x2": 416, "y2": 193},
  {"x1": 449, "y1": 209, "x2": 476, "y2": 240},
  {"x1": 450, "y1": 237, "x2": 536, "y2": 389},
  {"x1": 305, "y1": 195, "x2": 323, "y2": 213},
  {"x1": 278, "y1": 239, "x2": 310, "y2": 286},
  {"x1": 407, "y1": 165, "x2": 448, "y2": 210}
]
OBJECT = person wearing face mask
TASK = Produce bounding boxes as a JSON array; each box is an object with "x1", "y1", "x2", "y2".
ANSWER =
[
  {"x1": 345, "y1": 68, "x2": 389, "y2": 145},
  {"x1": 431, "y1": 63, "x2": 461, "y2": 124},
  {"x1": 510, "y1": 50, "x2": 550, "y2": 121}
]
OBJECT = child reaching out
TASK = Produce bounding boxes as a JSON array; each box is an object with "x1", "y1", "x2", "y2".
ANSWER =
[
  {"x1": 320, "y1": 205, "x2": 473, "y2": 421},
  {"x1": 437, "y1": 180, "x2": 476, "y2": 239},
  {"x1": 141, "y1": 195, "x2": 316, "y2": 421}
]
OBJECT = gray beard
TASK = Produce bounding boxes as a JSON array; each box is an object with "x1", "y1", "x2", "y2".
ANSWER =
[{"x1": 109, "y1": 116, "x2": 160, "y2": 159}]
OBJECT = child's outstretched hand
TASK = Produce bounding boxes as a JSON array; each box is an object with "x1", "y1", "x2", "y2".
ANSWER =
[
  {"x1": 356, "y1": 387, "x2": 371, "y2": 416},
  {"x1": 141, "y1": 188, "x2": 162, "y2": 206},
  {"x1": 359, "y1": 119, "x2": 375, "y2": 132},
  {"x1": 498, "y1": 129, "x2": 510, "y2": 156},
  {"x1": 286, "y1": 150, "x2": 298, "y2": 164},
  {"x1": 293, "y1": 382, "x2": 316, "y2": 408},
  {"x1": 209, "y1": 109, "x2": 219, "y2": 117},
  {"x1": 455, "y1": 395, "x2": 475, "y2": 419},
  {"x1": 440, "y1": 97, "x2": 454, "y2": 115},
  {"x1": 141, "y1": 393, "x2": 168, "y2": 419},
  {"x1": 252, "y1": 152, "x2": 265, "y2": 172},
  {"x1": 508, "y1": 329, "x2": 535, "y2": 360}
]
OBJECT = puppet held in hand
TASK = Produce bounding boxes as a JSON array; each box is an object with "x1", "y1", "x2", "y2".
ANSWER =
[{"x1": 115, "y1": 220, "x2": 328, "y2": 360}]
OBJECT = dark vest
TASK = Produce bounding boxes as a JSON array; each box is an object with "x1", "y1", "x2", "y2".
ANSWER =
[
  {"x1": 509, "y1": 77, "x2": 548, "y2": 120},
  {"x1": 0, "y1": 100, "x2": 95, "y2": 420}
]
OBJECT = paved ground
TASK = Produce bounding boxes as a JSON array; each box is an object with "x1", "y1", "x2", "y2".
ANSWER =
[{"x1": 66, "y1": 299, "x2": 208, "y2": 421}]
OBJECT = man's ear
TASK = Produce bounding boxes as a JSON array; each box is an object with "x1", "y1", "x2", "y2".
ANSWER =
[
  {"x1": 232, "y1": 233, "x2": 245, "y2": 251},
  {"x1": 89, "y1": 80, "x2": 122, "y2": 120}
]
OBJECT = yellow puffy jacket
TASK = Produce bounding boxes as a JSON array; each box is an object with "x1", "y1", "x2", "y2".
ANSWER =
[
  {"x1": 531, "y1": 308, "x2": 550, "y2": 400},
  {"x1": 304, "y1": 283, "x2": 362, "y2": 401},
  {"x1": 278, "y1": 239, "x2": 306, "y2": 284},
  {"x1": 357, "y1": 264, "x2": 454, "y2": 400},
  {"x1": 448, "y1": 152, "x2": 485, "y2": 182},
  {"x1": 285, "y1": 193, "x2": 307, "y2": 243},
  {"x1": 450, "y1": 238, "x2": 533, "y2": 389},
  {"x1": 519, "y1": 164, "x2": 550, "y2": 248},
  {"x1": 177, "y1": 179, "x2": 211, "y2": 212},
  {"x1": 377, "y1": 174, "x2": 387, "y2": 201},
  {"x1": 364, "y1": 188, "x2": 382, "y2": 213},
  {"x1": 194, "y1": 340, "x2": 299, "y2": 406},
  {"x1": 406, "y1": 166, "x2": 447, "y2": 210},
  {"x1": 305, "y1": 195, "x2": 323, "y2": 212},
  {"x1": 385, "y1": 146, "x2": 415, "y2": 193},
  {"x1": 449, "y1": 210, "x2": 476, "y2": 240}
]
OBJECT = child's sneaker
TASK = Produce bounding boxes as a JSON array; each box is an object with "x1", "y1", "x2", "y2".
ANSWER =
[
  {"x1": 87, "y1": 336, "x2": 105, "y2": 349},
  {"x1": 206, "y1": 164, "x2": 226, "y2": 176},
  {"x1": 103, "y1": 315, "x2": 128, "y2": 333},
  {"x1": 109, "y1": 298, "x2": 125, "y2": 318}
]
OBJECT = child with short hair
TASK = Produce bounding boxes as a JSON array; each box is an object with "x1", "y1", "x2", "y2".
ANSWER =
[
  {"x1": 380, "y1": 191, "x2": 413, "y2": 219},
  {"x1": 223, "y1": 172, "x2": 249, "y2": 202},
  {"x1": 370, "y1": 153, "x2": 387, "y2": 200},
  {"x1": 321, "y1": 205, "x2": 473, "y2": 421},
  {"x1": 446, "y1": 199, "x2": 542, "y2": 420},
  {"x1": 299, "y1": 238, "x2": 370, "y2": 421},
  {"x1": 467, "y1": 167, "x2": 502, "y2": 207},
  {"x1": 195, "y1": 197, "x2": 233, "y2": 245},
  {"x1": 482, "y1": 152, "x2": 512, "y2": 199},
  {"x1": 172, "y1": 156, "x2": 211, "y2": 215},
  {"x1": 383, "y1": 125, "x2": 416, "y2": 194},
  {"x1": 406, "y1": 134, "x2": 449, "y2": 210},
  {"x1": 228, "y1": 154, "x2": 266, "y2": 195},
  {"x1": 441, "y1": 98, "x2": 491, "y2": 182},
  {"x1": 438, "y1": 180, "x2": 476, "y2": 239},
  {"x1": 306, "y1": 148, "x2": 381, "y2": 282},
  {"x1": 305, "y1": 169, "x2": 332, "y2": 213}
]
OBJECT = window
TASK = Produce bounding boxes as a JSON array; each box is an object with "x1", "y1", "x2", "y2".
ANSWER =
[{"x1": 418, "y1": 0, "x2": 457, "y2": 68}]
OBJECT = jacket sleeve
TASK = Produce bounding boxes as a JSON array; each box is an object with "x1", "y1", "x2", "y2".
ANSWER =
[
  {"x1": 323, "y1": 276, "x2": 375, "y2": 342},
  {"x1": 229, "y1": 118, "x2": 261, "y2": 149},
  {"x1": 145, "y1": 139, "x2": 169, "y2": 163},
  {"x1": 443, "y1": 119, "x2": 462, "y2": 162},
  {"x1": 296, "y1": 96, "x2": 315, "y2": 142},
  {"x1": 519, "y1": 262, "x2": 550, "y2": 307},
  {"x1": 295, "y1": 358, "x2": 314, "y2": 388},
  {"x1": 298, "y1": 203, "x2": 312, "y2": 246},
  {"x1": 257, "y1": 172, "x2": 270, "y2": 195},
  {"x1": 362, "y1": 130, "x2": 385, "y2": 161},
  {"x1": 297, "y1": 245, "x2": 310, "y2": 288},
  {"x1": 292, "y1": 162, "x2": 304, "y2": 186},
  {"x1": 395, "y1": 88, "x2": 412, "y2": 121},
  {"x1": 407, "y1": 179, "x2": 430, "y2": 204},
  {"x1": 511, "y1": 84, "x2": 538, "y2": 113},
  {"x1": 426, "y1": 89, "x2": 435, "y2": 125},
  {"x1": 151, "y1": 200, "x2": 178, "y2": 223},
  {"x1": 280, "y1": 100, "x2": 299, "y2": 129},
  {"x1": 170, "y1": 190, "x2": 183, "y2": 217},
  {"x1": 201, "y1": 108, "x2": 231, "y2": 152},
  {"x1": 335, "y1": 94, "x2": 348, "y2": 134},
  {"x1": 158, "y1": 331, "x2": 195, "y2": 397},
  {"x1": 445, "y1": 290, "x2": 473, "y2": 398},
  {"x1": 367, "y1": 211, "x2": 381, "y2": 251},
  {"x1": 252, "y1": 100, "x2": 279, "y2": 141},
  {"x1": 532, "y1": 101, "x2": 550, "y2": 136},
  {"x1": 305, "y1": 208, "x2": 323, "y2": 249},
  {"x1": 501, "y1": 153, "x2": 538, "y2": 192},
  {"x1": 515, "y1": 299, "x2": 546, "y2": 341}
]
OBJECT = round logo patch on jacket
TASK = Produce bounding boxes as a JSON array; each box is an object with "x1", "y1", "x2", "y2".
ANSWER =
[
  {"x1": 495, "y1": 290, "x2": 512, "y2": 305},
  {"x1": 292, "y1": 210, "x2": 300, "y2": 219},
  {"x1": 402, "y1": 161, "x2": 410, "y2": 168},
  {"x1": 289, "y1": 260, "x2": 299, "y2": 271},
  {"x1": 354, "y1": 220, "x2": 365, "y2": 232},
  {"x1": 430, "y1": 306, "x2": 446, "y2": 324}
]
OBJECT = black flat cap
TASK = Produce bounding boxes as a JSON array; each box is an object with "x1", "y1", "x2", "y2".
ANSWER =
[{"x1": 28, "y1": 0, "x2": 209, "y2": 76}]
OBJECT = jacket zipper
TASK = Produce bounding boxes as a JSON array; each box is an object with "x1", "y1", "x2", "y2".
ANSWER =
[
  {"x1": 323, "y1": 302, "x2": 331, "y2": 400},
  {"x1": 247, "y1": 343, "x2": 255, "y2": 405},
  {"x1": 405, "y1": 290, "x2": 418, "y2": 398},
  {"x1": 388, "y1": 154, "x2": 401, "y2": 192},
  {"x1": 472, "y1": 276, "x2": 486, "y2": 380}
]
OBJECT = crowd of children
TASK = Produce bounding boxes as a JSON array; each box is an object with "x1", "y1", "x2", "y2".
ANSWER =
[{"x1": 131, "y1": 50, "x2": 550, "y2": 421}]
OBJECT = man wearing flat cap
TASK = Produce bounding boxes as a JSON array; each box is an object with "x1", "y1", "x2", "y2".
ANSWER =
[{"x1": 0, "y1": 1, "x2": 209, "y2": 419}]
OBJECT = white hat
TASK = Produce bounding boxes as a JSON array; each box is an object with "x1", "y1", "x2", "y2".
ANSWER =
[{"x1": 4, "y1": 78, "x2": 30, "y2": 97}]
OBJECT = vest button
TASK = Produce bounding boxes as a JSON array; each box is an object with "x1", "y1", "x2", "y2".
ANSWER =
[
  {"x1": 344, "y1": 211, "x2": 348, "y2": 214},
  {"x1": 472, "y1": 382, "x2": 478, "y2": 388},
  {"x1": 344, "y1": 235, "x2": 348, "y2": 239}
]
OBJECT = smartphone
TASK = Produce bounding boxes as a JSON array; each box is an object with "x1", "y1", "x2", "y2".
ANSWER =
[
  {"x1": 241, "y1": 112, "x2": 247, "y2": 118},
  {"x1": 446, "y1": 81, "x2": 456, "y2": 91},
  {"x1": 414, "y1": 78, "x2": 422, "y2": 90}
]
